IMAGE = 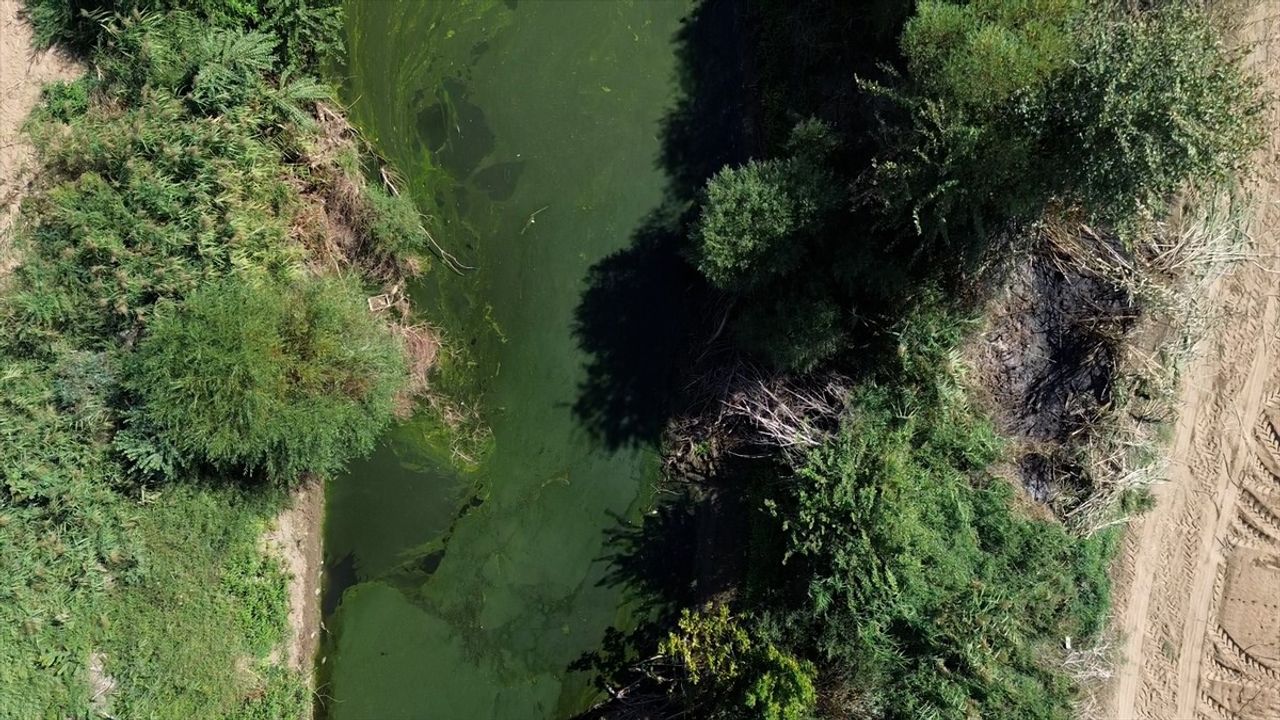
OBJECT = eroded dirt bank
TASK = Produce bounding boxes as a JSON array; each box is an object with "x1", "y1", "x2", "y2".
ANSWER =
[
  {"x1": 265, "y1": 480, "x2": 325, "y2": 683},
  {"x1": 1105, "y1": 7, "x2": 1280, "y2": 718}
]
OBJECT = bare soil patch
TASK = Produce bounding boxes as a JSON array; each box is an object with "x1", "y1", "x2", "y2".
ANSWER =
[
  {"x1": 264, "y1": 479, "x2": 325, "y2": 681},
  {"x1": 0, "y1": 0, "x2": 78, "y2": 276}
]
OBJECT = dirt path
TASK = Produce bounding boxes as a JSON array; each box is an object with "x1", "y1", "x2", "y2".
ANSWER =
[
  {"x1": 0, "y1": 0, "x2": 77, "y2": 275},
  {"x1": 1105, "y1": 7, "x2": 1280, "y2": 719},
  {"x1": 264, "y1": 479, "x2": 325, "y2": 683}
]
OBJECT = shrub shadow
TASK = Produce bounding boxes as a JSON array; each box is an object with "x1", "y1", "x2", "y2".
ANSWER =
[{"x1": 570, "y1": 0, "x2": 753, "y2": 450}]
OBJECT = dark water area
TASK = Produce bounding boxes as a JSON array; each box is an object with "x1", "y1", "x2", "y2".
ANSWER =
[{"x1": 320, "y1": 1, "x2": 700, "y2": 717}]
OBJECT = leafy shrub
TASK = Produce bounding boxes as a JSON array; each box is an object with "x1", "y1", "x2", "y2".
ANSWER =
[
  {"x1": 874, "y1": 1, "x2": 1263, "y2": 242},
  {"x1": 694, "y1": 119, "x2": 839, "y2": 291},
  {"x1": 661, "y1": 604, "x2": 817, "y2": 720},
  {"x1": 870, "y1": 0, "x2": 1085, "y2": 245},
  {"x1": 364, "y1": 187, "x2": 431, "y2": 260},
  {"x1": 695, "y1": 160, "x2": 809, "y2": 290},
  {"x1": 128, "y1": 277, "x2": 406, "y2": 482},
  {"x1": 4, "y1": 0, "x2": 411, "y2": 713},
  {"x1": 901, "y1": 0, "x2": 1082, "y2": 113},
  {"x1": 1046, "y1": 6, "x2": 1266, "y2": 223},
  {"x1": 24, "y1": 0, "x2": 343, "y2": 73},
  {"x1": 735, "y1": 282, "x2": 846, "y2": 373},
  {"x1": 769, "y1": 308, "x2": 1113, "y2": 719}
]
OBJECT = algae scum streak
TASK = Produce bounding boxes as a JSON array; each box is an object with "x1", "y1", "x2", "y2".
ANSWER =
[{"x1": 321, "y1": 1, "x2": 692, "y2": 716}]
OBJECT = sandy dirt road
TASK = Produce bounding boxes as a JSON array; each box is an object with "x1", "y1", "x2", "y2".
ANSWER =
[{"x1": 1106, "y1": 6, "x2": 1280, "y2": 719}]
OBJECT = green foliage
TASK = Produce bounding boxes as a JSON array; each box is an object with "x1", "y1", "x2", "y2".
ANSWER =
[
  {"x1": 129, "y1": 277, "x2": 406, "y2": 482},
  {"x1": 40, "y1": 78, "x2": 92, "y2": 122},
  {"x1": 694, "y1": 119, "x2": 840, "y2": 291},
  {"x1": 0, "y1": 352, "x2": 309, "y2": 718},
  {"x1": 365, "y1": 185, "x2": 433, "y2": 260},
  {"x1": 871, "y1": 0, "x2": 1085, "y2": 244},
  {"x1": 0, "y1": 357, "x2": 127, "y2": 714},
  {"x1": 768, "y1": 307, "x2": 1112, "y2": 719},
  {"x1": 1046, "y1": 6, "x2": 1266, "y2": 223},
  {"x1": 24, "y1": 0, "x2": 343, "y2": 74},
  {"x1": 705, "y1": 1, "x2": 1264, "y2": 372},
  {"x1": 3, "y1": 0, "x2": 423, "y2": 713},
  {"x1": 695, "y1": 160, "x2": 803, "y2": 289},
  {"x1": 902, "y1": 0, "x2": 1082, "y2": 113},
  {"x1": 874, "y1": 1, "x2": 1263, "y2": 241},
  {"x1": 661, "y1": 603, "x2": 751, "y2": 686},
  {"x1": 735, "y1": 283, "x2": 846, "y2": 374},
  {"x1": 745, "y1": 645, "x2": 818, "y2": 720},
  {"x1": 661, "y1": 604, "x2": 817, "y2": 720},
  {"x1": 94, "y1": 486, "x2": 309, "y2": 719}
]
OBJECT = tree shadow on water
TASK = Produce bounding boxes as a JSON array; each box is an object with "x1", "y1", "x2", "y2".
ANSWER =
[
  {"x1": 572, "y1": 0, "x2": 753, "y2": 450},
  {"x1": 572, "y1": 208, "x2": 701, "y2": 450}
]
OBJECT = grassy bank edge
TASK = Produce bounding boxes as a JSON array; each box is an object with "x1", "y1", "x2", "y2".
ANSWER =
[{"x1": 0, "y1": 1, "x2": 448, "y2": 716}]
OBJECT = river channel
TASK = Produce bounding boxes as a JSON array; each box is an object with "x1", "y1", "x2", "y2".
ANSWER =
[{"x1": 322, "y1": 1, "x2": 693, "y2": 717}]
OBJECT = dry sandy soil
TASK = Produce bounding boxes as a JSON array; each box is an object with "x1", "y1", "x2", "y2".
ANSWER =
[
  {"x1": 263, "y1": 480, "x2": 325, "y2": 681},
  {"x1": 1104, "y1": 6, "x2": 1280, "y2": 719},
  {"x1": 0, "y1": 0, "x2": 77, "y2": 275}
]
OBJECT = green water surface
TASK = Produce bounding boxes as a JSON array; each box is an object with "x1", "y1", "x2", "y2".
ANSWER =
[{"x1": 323, "y1": 1, "x2": 691, "y2": 717}]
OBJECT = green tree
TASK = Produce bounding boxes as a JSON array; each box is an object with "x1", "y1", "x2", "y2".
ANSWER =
[
  {"x1": 693, "y1": 119, "x2": 839, "y2": 291},
  {"x1": 901, "y1": 0, "x2": 1082, "y2": 112},
  {"x1": 875, "y1": 1, "x2": 1263, "y2": 242},
  {"x1": 767, "y1": 307, "x2": 1113, "y2": 718},
  {"x1": 872, "y1": 0, "x2": 1085, "y2": 244},
  {"x1": 127, "y1": 276, "x2": 406, "y2": 482},
  {"x1": 734, "y1": 282, "x2": 845, "y2": 374}
]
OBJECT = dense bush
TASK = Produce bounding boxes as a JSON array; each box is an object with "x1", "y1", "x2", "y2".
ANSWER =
[
  {"x1": 687, "y1": 0, "x2": 1263, "y2": 374},
  {"x1": 694, "y1": 119, "x2": 840, "y2": 291},
  {"x1": 869, "y1": 0, "x2": 1084, "y2": 242},
  {"x1": 734, "y1": 281, "x2": 846, "y2": 374},
  {"x1": 1046, "y1": 6, "x2": 1266, "y2": 222},
  {"x1": 128, "y1": 278, "x2": 405, "y2": 482},
  {"x1": 875, "y1": 1, "x2": 1262, "y2": 241},
  {"x1": 901, "y1": 0, "x2": 1082, "y2": 113},
  {"x1": 584, "y1": 303, "x2": 1115, "y2": 719},
  {"x1": 23, "y1": 0, "x2": 343, "y2": 73},
  {"x1": 780, "y1": 382, "x2": 1111, "y2": 717}
]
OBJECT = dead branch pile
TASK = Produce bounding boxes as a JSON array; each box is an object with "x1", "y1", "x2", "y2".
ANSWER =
[
  {"x1": 721, "y1": 369, "x2": 850, "y2": 452},
  {"x1": 663, "y1": 362, "x2": 850, "y2": 482}
]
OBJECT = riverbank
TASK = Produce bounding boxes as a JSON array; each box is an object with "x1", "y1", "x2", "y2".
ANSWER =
[
  {"x1": 0, "y1": 1, "x2": 436, "y2": 715},
  {"x1": 572, "y1": 3, "x2": 1265, "y2": 718},
  {"x1": 265, "y1": 479, "x2": 324, "y2": 685},
  {"x1": 1104, "y1": 5, "x2": 1280, "y2": 717}
]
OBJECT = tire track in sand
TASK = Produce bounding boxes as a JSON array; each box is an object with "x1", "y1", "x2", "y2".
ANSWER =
[{"x1": 1105, "y1": 7, "x2": 1280, "y2": 718}]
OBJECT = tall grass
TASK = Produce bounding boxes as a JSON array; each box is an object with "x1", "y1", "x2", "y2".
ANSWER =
[{"x1": 1, "y1": 2, "x2": 432, "y2": 715}]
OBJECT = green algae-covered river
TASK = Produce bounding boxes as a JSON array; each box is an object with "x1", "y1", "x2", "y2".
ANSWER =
[{"x1": 322, "y1": 1, "x2": 692, "y2": 716}]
